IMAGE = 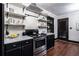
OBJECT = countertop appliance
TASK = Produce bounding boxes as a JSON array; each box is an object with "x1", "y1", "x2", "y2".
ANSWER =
[{"x1": 22, "y1": 29, "x2": 38, "y2": 37}]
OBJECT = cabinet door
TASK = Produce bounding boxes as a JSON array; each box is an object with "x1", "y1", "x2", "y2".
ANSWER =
[
  {"x1": 47, "y1": 35, "x2": 54, "y2": 50},
  {"x1": 5, "y1": 47, "x2": 21, "y2": 56},
  {"x1": 5, "y1": 42, "x2": 21, "y2": 56},
  {"x1": 22, "y1": 44, "x2": 33, "y2": 56}
]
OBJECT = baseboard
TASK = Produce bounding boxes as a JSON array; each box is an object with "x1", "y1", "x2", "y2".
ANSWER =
[
  {"x1": 56, "y1": 38, "x2": 79, "y2": 43},
  {"x1": 67, "y1": 40, "x2": 79, "y2": 43},
  {"x1": 55, "y1": 38, "x2": 59, "y2": 39}
]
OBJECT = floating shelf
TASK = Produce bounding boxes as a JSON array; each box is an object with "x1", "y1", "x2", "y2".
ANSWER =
[
  {"x1": 38, "y1": 19, "x2": 47, "y2": 22},
  {"x1": 47, "y1": 21, "x2": 53, "y2": 24},
  {"x1": 5, "y1": 11, "x2": 26, "y2": 18},
  {"x1": 38, "y1": 26, "x2": 47, "y2": 28},
  {"x1": 4, "y1": 24, "x2": 25, "y2": 26}
]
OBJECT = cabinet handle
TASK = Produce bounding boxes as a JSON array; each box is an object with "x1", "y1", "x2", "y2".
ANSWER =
[
  {"x1": 13, "y1": 45, "x2": 16, "y2": 47},
  {"x1": 25, "y1": 42, "x2": 29, "y2": 44}
]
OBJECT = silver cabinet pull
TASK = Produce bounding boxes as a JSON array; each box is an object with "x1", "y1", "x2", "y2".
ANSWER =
[
  {"x1": 25, "y1": 42, "x2": 29, "y2": 44},
  {"x1": 13, "y1": 45, "x2": 16, "y2": 47}
]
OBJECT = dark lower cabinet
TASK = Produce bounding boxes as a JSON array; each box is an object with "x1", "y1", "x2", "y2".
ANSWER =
[
  {"x1": 22, "y1": 44, "x2": 33, "y2": 56},
  {"x1": 5, "y1": 47, "x2": 21, "y2": 56},
  {"x1": 21, "y1": 39, "x2": 33, "y2": 56},
  {"x1": 47, "y1": 35, "x2": 54, "y2": 50},
  {"x1": 4, "y1": 41, "x2": 21, "y2": 56},
  {"x1": 4, "y1": 39, "x2": 33, "y2": 56}
]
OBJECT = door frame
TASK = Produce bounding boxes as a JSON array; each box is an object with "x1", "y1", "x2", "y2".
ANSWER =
[
  {"x1": 0, "y1": 3, "x2": 4, "y2": 56},
  {"x1": 57, "y1": 18, "x2": 69, "y2": 40}
]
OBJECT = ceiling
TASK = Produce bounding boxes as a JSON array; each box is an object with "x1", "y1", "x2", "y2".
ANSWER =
[{"x1": 36, "y1": 3, "x2": 79, "y2": 15}]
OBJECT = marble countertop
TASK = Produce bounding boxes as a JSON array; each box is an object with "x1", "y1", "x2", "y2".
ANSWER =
[
  {"x1": 4, "y1": 35, "x2": 33, "y2": 44},
  {"x1": 4, "y1": 33, "x2": 55, "y2": 44},
  {"x1": 46, "y1": 33, "x2": 54, "y2": 35}
]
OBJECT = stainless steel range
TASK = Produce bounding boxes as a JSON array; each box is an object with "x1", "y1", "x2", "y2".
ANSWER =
[
  {"x1": 33, "y1": 34, "x2": 47, "y2": 55},
  {"x1": 22, "y1": 29, "x2": 47, "y2": 56}
]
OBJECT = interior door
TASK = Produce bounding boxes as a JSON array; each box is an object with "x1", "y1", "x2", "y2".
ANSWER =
[{"x1": 58, "y1": 18, "x2": 69, "y2": 40}]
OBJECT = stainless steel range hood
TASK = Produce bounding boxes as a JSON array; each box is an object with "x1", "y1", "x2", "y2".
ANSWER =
[{"x1": 26, "y1": 3, "x2": 43, "y2": 14}]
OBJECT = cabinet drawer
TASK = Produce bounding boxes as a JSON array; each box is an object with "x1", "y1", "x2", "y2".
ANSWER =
[
  {"x1": 5, "y1": 47, "x2": 21, "y2": 56},
  {"x1": 21, "y1": 39, "x2": 33, "y2": 46},
  {"x1": 5, "y1": 42, "x2": 21, "y2": 51}
]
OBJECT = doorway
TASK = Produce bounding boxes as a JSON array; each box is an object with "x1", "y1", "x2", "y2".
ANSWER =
[{"x1": 58, "y1": 18, "x2": 69, "y2": 40}]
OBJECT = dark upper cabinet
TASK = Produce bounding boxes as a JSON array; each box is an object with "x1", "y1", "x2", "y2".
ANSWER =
[{"x1": 47, "y1": 35, "x2": 55, "y2": 50}]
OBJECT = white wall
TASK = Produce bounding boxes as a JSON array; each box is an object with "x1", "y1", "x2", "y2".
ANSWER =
[
  {"x1": 57, "y1": 11, "x2": 79, "y2": 42},
  {"x1": 4, "y1": 26, "x2": 24, "y2": 35},
  {"x1": 24, "y1": 16, "x2": 38, "y2": 29},
  {"x1": 4, "y1": 3, "x2": 25, "y2": 35}
]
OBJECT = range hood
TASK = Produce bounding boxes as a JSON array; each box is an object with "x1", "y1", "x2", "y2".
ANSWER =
[
  {"x1": 10, "y1": 3, "x2": 31, "y2": 8},
  {"x1": 26, "y1": 3, "x2": 43, "y2": 14}
]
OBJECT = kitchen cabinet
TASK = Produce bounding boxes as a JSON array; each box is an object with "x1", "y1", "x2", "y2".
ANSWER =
[
  {"x1": 22, "y1": 44, "x2": 33, "y2": 56},
  {"x1": 47, "y1": 35, "x2": 55, "y2": 50},
  {"x1": 4, "y1": 39, "x2": 33, "y2": 56},
  {"x1": 5, "y1": 47, "x2": 21, "y2": 56},
  {"x1": 21, "y1": 39, "x2": 33, "y2": 56},
  {"x1": 4, "y1": 41, "x2": 21, "y2": 56}
]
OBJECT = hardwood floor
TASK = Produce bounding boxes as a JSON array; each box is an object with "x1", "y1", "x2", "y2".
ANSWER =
[{"x1": 47, "y1": 39, "x2": 79, "y2": 56}]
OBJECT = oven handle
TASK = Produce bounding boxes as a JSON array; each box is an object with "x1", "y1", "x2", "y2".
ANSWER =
[{"x1": 35, "y1": 38, "x2": 46, "y2": 41}]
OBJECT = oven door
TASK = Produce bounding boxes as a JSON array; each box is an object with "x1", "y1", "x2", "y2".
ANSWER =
[
  {"x1": 35, "y1": 37, "x2": 45, "y2": 49},
  {"x1": 33, "y1": 37, "x2": 46, "y2": 55}
]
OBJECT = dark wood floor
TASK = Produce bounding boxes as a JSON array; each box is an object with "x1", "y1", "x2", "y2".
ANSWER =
[{"x1": 47, "y1": 39, "x2": 79, "y2": 56}]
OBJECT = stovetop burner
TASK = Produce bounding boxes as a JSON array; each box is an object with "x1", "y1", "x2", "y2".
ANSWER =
[{"x1": 30, "y1": 34, "x2": 46, "y2": 38}]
